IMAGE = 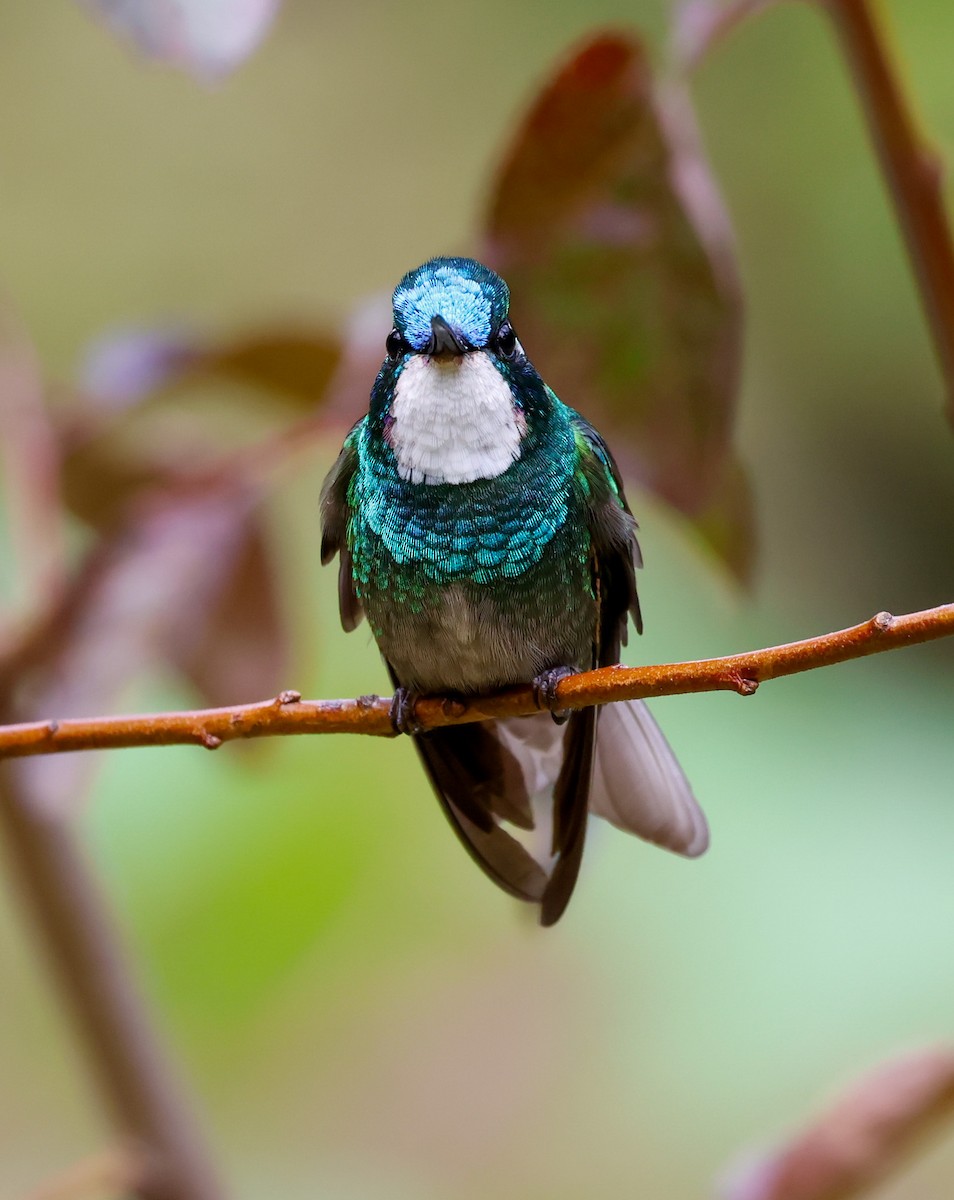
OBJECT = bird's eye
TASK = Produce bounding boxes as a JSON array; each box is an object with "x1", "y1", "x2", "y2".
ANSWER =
[
  {"x1": 385, "y1": 329, "x2": 407, "y2": 361},
  {"x1": 495, "y1": 323, "x2": 517, "y2": 359}
]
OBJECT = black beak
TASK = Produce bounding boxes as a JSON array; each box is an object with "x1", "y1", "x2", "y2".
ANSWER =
[{"x1": 426, "y1": 314, "x2": 468, "y2": 357}]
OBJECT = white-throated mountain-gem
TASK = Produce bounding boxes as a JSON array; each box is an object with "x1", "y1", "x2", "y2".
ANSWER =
[{"x1": 321, "y1": 257, "x2": 709, "y2": 924}]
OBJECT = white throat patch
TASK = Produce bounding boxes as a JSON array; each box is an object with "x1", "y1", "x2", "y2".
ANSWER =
[{"x1": 389, "y1": 353, "x2": 524, "y2": 485}]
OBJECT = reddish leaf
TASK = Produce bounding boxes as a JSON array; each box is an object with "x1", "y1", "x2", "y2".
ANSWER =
[
  {"x1": 18, "y1": 486, "x2": 256, "y2": 712},
  {"x1": 171, "y1": 513, "x2": 288, "y2": 706},
  {"x1": 79, "y1": 327, "x2": 341, "y2": 413},
  {"x1": 483, "y1": 32, "x2": 748, "y2": 578},
  {"x1": 60, "y1": 446, "x2": 167, "y2": 531},
  {"x1": 201, "y1": 330, "x2": 342, "y2": 409},
  {"x1": 9, "y1": 483, "x2": 267, "y2": 808},
  {"x1": 723, "y1": 1047, "x2": 954, "y2": 1200},
  {"x1": 693, "y1": 458, "x2": 757, "y2": 585},
  {"x1": 64, "y1": 325, "x2": 342, "y2": 531},
  {"x1": 77, "y1": 0, "x2": 282, "y2": 80},
  {"x1": 50, "y1": 321, "x2": 337, "y2": 725}
]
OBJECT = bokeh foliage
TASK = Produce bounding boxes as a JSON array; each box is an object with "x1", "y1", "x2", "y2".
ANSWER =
[{"x1": 0, "y1": 1, "x2": 953, "y2": 1198}]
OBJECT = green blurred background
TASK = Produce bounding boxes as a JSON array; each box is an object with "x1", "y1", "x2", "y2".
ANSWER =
[{"x1": 2, "y1": 1, "x2": 954, "y2": 1196}]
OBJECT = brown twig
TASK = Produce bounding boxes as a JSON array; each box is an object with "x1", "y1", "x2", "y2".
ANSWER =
[
  {"x1": 722, "y1": 1045, "x2": 954, "y2": 1200},
  {"x1": 0, "y1": 769, "x2": 226, "y2": 1200},
  {"x1": 0, "y1": 487, "x2": 253, "y2": 1200},
  {"x1": 824, "y1": 0, "x2": 954, "y2": 422},
  {"x1": 19, "y1": 1143, "x2": 147, "y2": 1200},
  {"x1": 673, "y1": 0, "x2": 791, "y2": 72},
  {"x1": 0, "y1": 604, "x2": 949, "y2": 759}
]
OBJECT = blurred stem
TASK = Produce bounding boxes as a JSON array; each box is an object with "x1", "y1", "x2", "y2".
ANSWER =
[
  {"x1": 722, "y1": 1045, "x2": 954, "y2": 1200},
  {"x1": 673, "y1": 0, "x2": 788, "y2": 71},
  {"x1": 0, "y1": 604, "x2": 950, "y2": 755},
  {"x1": 826, "y1": 0, "x2": 954, "y2": 421},
  {"x1": 0, "y1": 770, "x2": 225, "y2": 1200},
  {"x1": 20, "y1": 1144, "x2": 146, "y2": 1200}
]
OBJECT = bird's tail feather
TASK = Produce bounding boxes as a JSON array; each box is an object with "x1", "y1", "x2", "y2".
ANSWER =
[
  {"x1": 590, "y1": 699, "x2": 709, "y2": 858},
  {"x1": 412, "y1": 698, "x2": 706, "y2": 924},
  {"x1": 413, "y1": 722, "x2": 549, "y2": 903},
  {"x1": 413, "y1": 710, "x2": 594, "y2": 921},
  {"x1": 437, "y1": 699, "x2": 708, "y2": 861}
]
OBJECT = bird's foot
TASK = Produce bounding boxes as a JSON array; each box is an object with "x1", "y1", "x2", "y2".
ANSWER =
[
  {"x1": 532, "y1": 665, "x2": 576, "y2": 725},
  {"x1": 390, "y1": 686, "x2": 424, "y2": 736}
]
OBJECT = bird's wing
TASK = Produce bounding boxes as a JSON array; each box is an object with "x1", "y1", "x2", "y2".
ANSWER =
[
  {"x1": 319, "y1": 422, "x2": 364, "y2": 632},
  {"x1": 570, "y1": 413, "x2": 642, "y2": 656},
  {"x1": 527, "y1": 414, "x2": 640, "y2": 923},
  {"x1": 408, "y1": 709, "x2": 598, "y2": 922},
  {"x1": 571, "y1": 413, "x2": 709, "y2": 859}
]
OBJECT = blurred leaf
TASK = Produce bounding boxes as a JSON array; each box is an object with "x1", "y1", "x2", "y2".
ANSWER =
[
  {"x1": 10, "y1": 482, "x2": 263, "y2": 810},
  {"x1": 79, "y1": 326, "x2": 200, "y2": 410},
  {"x1": 47, "y1": 320, "x2": 333, "y2": 738},
  {"x1": 60, "y1": 445, "x2": 166, "y2": 532},
  {"x1": 723, "y1": 1046, "x2": 954, "y2": 1200},
  {"x1": 693, "y1": 458, "x2": 757, "y2": 584},
  {"x1": 78, "y1": 326, "x2": 341, "y2": 413},
  {"x1": 63, "y1": 325, "x2": 342, "y2": 531},
  {"x1": 320, "y1": 290, "x2": 393, "y2": 425},
  {"x1": 0, "y1": 308, "x2": 67, "y2": 618},
  {"x1": 202, "y1": 330, "x2": 342, "y2": 408},
  {"x1": 672, "y1": 0, "x2": 788, "y2": 71},
  {"x1": 172, "y1": 512, "x2": 288, "y2": 706},
  {"x1": 77, "y1": 0, "x2": 282, "y2": 79},
  {"x1": 483, "y1": 32, "x2": 748, "y2": 578}
]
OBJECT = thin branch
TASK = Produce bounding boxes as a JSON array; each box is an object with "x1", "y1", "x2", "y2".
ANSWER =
[
  {"x1": 673, "y1": 0, "x2": 790, "y2": 72},
  {"x1": 721, "y1": 1045, "x2": 954, "y2": 1200},
  {"x1": 20, "y1": 1143, "x2": 147, "y2": 1200},
  {"x1": 0, "y1": 604, "x2": 949, "y2": 759},
  {"x1": 825, "y1": 0, "x2": 954, "y2": 421},
  {"x1": 0, "y1": 770, "x2": 226, "y2": 1200}
]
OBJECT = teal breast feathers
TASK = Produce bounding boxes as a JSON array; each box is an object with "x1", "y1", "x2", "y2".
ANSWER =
[{"x1": 348, "y1": 418, "x2": 585, "y2": 589}]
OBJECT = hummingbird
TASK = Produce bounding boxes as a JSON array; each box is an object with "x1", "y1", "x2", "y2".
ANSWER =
[{"x1": 321, "y1": 257, "x2": 708, "y2": 925}]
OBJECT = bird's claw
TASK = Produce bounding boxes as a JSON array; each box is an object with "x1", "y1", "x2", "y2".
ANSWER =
[
  {"x1": 532, "y1": 665, "x2": 576, "y2": 725},
  {"x1": 390, "y1": 686, "x2": 423, "y2": 736}
]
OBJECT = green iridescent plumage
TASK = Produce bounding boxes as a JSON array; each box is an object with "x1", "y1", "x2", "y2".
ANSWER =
[
  {"x1": 345, "y1": 394, "x2": 595, "y2": 631},
  {"x1": 320, "y1": 257, "x2": 706, "y2": 924}
]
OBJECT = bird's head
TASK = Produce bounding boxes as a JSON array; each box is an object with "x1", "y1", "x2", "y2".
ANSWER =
[
  {"x1": 385, "y1": 257, "x2": 519, "y2": 365},
  {"x1": 370, "y1": 258, "x2": 547, "y2": 486}
]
